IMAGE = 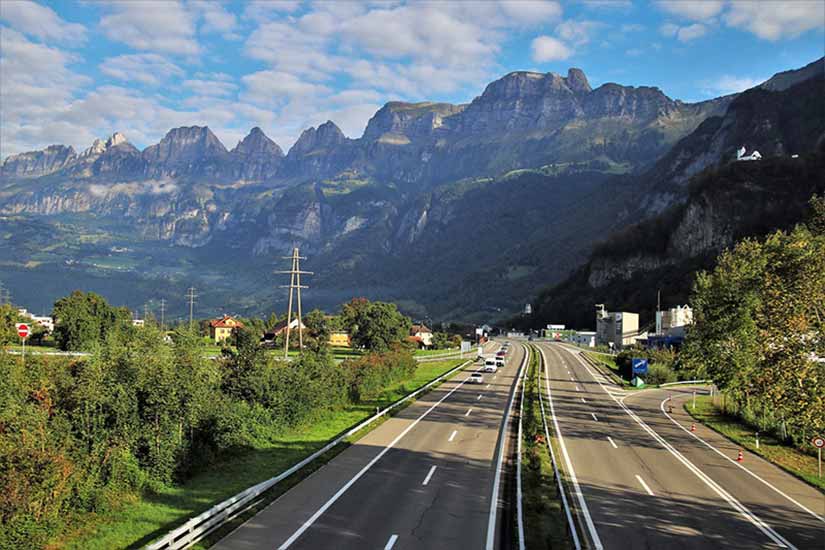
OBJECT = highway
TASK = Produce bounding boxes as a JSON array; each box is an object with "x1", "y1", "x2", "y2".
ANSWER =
[
  {"x1": 213, "y1": 341, "x2": 526, "y2": 550},
  {"x1": 537, "y1": 341, "x2": 825, "y2": 549}
]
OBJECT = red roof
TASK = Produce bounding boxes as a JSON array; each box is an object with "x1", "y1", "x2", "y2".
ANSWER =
[{"x1": 210, "y1": 315, "x2": 244, "y2": 329}]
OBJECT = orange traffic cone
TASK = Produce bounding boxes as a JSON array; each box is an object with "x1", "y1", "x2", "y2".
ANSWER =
[
  {"x1": 737, "y1": 449, "x2": 744, "y2": 462},
  {"x1": 690, "y1": 423, "x2": 696, "y2": 432}
]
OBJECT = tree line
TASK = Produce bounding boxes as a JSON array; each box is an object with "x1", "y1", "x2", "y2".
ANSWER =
[{"x1": 682, "y1": 196, "x2": 825, "y2": 449}]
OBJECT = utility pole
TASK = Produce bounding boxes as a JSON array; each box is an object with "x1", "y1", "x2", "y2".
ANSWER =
[
  {"x1": 186, "y1": 287, "x2": 198, "y2": 330},
  {"x1": 277, "y1": 247, "x2": 312, "y2": 360},
  {"x1": 159, "y1": 299, "x2": 166, "y2": 331},
  {"x1": 144, "y1": 303, "x2": 150, "y2": 324}
]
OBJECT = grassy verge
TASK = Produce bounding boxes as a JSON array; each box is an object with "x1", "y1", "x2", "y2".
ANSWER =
[
  {"x1": 59, "y1": 358, "x2": 469, "y2": 550},
  {"x1": 582, "y1": 351, "x2": 632, "y2": 387},
  {"x1": 685, "y1": 395, "x2": 825, "y2": 493},
  {"x1": 413, "y1": 347, "x2": 460, "y2": 357},
  {"x1": 522, "y1": 346, "x2": 572, "y2": 550}
]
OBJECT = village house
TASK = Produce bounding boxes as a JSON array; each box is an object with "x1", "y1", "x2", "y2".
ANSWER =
[
  {"x1": 263, "y1": 318, "x2": 307, "y2": 341},
  {"x1": 408, "y1": 323, "x2": 433, "y2": 348},
  {"x1": 209, "y1": 315, "x2": 244, "y2": 344},
  {"x1": 328, "y1": 331, "x2": 351, "y2": 347}
]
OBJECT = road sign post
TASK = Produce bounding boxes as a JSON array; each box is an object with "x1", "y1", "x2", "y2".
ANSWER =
[
  {"x1": 692, "y1": 390, "x2": 696, "y2": 410},
  {"x1": 813, "y1": 437, "x2": 825, "y2": 478},
  {"x1": 15, "y1": 323, "x2": 30, "y2": 363}
]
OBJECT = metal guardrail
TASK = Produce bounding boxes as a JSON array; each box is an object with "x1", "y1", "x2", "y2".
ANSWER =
[
  {"x1": 659, "y1": 379, "x2": 711, "y2": 387},
  {"x1": 145, "y1": 357, "x2": 474, "y2": 550}
]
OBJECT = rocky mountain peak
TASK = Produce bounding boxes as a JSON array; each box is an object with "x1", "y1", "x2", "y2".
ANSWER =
[
  {"x1": 362, "y1": 101, "x2": 464, "y2": 143},
  {"x1": 107, "y1": 132, "x2": 128, "y2": 148},
  {"x1": 566, "y1": 68, "x2": 591, "y2": 93},
  {"x1": 0, "y1": 144, "x2": 77, "y2": 178},
  {"x1": 142, "y1": 125, "x2": 228, "y2": 165},
  {"x1": 232, "y1": 127, "x2": 284, "y2": 157},
  {"x1": 290, "y1": 120, "x2": 346, "y2": 156}
]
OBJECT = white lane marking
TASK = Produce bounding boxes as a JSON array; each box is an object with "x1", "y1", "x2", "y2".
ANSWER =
[
  {"x1": 277, "y1": 365, "x2": 481, "y2": 549},
  {"x1": 477, "y1": 394, "x2": 483, "y2": 400},
  {"x1": 486, "y1": 343, "x2": 529, "y2": 550},
  {"x1": 659, "y1": 397, "x2": 825, "y2": 524},
  {"x1": 538, "y1": 346, "x2": 603, "y2": 549},
  {"x1": 486, "y1": 384, "x2": 491, "y2": 389},
  {"x1": 636, "y1": 475, "x2": 654, "y2": 496},
  {"x1": 607, "y1": 436, "x2": 618, "y2": 449},
  {"x1": 591, "y1": 413, "x2": 599, "y2": 422},
  {"x1": 465, "y1": 408, "x2": 473, "y2": 417},
  {"x1": 575, "y1": 385, "x2": 580, "y2": 392},
  {"x1": 581, "y1": 398, "x2": 587, "y2": 403},
  {"x1": 422, "y1": 465, "x2": 437, "y2": 486},
  {"x1": 562, "y1": 347, "x2": 797, "y2": 549},
  {"x1": 449, "y1": 430, "x2": 458, "y2": 442},
  {"x1": 384, "y1": 534, "x2": 399, "y2": 549},
  {"x1": 569, "y1": 377, "x2": 575, "y2": 381}
]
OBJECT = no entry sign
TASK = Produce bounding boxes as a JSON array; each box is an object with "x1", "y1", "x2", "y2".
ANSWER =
[{"x1": 15, "y1": 323, "x2": 30, "y2": 339}]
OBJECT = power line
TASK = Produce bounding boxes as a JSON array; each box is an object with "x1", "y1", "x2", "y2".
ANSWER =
[
  {"x1": 277, "y1": 247, "x2": 313, "y2": 360},
  {"x1": 186, "y1": 287, "x2": 198, "y2": 329}
]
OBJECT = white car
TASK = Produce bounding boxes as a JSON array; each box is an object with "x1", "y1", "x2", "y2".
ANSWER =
[
  {"x1": 469, "y1": 372, "x2": 484, "y2": 384},
  {"x1": 484, "y1": 359, "x2": 498, "y2": 373}
]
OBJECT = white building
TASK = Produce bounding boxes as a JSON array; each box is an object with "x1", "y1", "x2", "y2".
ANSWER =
[
  {"x1": 736, "y1": 146, "x2": 762, "y2": 161},
  {"x1": 572, "y1": 331, "x2": 597, "y2": 347},
  {"x1": 17, "y1": 308, "x2": 55, "y2": 333},
  {"x1": 656, "y1": 305, "x2": 693, "y2": 335},
  {"x1": 596, "y1": 305, "x2": 641, "y2": 349}
]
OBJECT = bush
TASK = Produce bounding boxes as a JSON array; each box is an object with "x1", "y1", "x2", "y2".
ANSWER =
[
  {"x1": 644, "y1": 363, "x2": 678, "y2": 385},
  {"x1": 343, "y1": 347, "x2": 416, "y2": 401}
]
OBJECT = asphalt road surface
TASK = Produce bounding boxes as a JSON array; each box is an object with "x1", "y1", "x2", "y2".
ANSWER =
[
  {"x1": 213, "y1": 341, "x2": 526, "y2": 550},
  {"x1": 537, "y1": 341, "x2": 825, "y2": 550}
]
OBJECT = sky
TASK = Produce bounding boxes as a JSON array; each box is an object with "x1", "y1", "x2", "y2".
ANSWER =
[{"x1": 0, "y1": 0, "x2": 823, "y2": 158}]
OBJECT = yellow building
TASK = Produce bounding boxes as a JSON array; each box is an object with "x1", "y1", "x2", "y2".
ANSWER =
[
  {"x1": 328, "y1": 331, "x2": 351, "y2": 347},
  {"x1": 209, "y1": 315, "x2": 244, "y2": 344}
]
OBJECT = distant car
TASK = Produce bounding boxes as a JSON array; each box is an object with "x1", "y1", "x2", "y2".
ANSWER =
[
  {"x1": 469, "y1": 372, "x2": 484, "y2": 384},
  {"x1": 496, "y1": 350, "x2": 506, "y2": 358},
  {"x1": 527, "y1": 336, "x2": 534, "y2": 341},
  {"x1": 484, "y1": 359, "x2": 498, "y2": 372},
  {"x1": 495, "y1": 358, "x2": 505, "y2": 368}
]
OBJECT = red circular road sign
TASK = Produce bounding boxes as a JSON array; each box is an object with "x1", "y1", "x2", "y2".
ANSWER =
[
  {"x1": 813, "y1": 437, "x2": 825, "y2": 449},
  {"x1": 16, "y1": 323, "x2": 30, "y2": 339}
]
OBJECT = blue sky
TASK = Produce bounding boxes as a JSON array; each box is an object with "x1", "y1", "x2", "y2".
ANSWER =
[{"x1": 1, "y1": 0, "x2": 823, "y2": 158}]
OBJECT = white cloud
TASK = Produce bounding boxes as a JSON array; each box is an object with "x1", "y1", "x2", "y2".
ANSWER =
[
  {"x1": 190, "y1": 1, "x2": 240, "y2": 39},
  {"x1": 661, "y1": 21, "x2": 707, "y2": 41},
  {"x1": 242, "y1": 0, "x2": 303, "y2": 22},
  {"x1": 241, "y1": 70, "x2": 332, "y2": 106},
  {"x1": 99, "y1": 1, "x2": 200, "y2": 55},
  {"x1": 0, "y1": 0, "x2": 86, "y2": 45},
  {"x1": 582, "y1": 0, "x2": 632, "y2": 8},
  {"x1": 656, "y1": 1, "x2": 724, "y2": 21},
  {"x1": 499, "y1": 1, "x2": 563, "y2": 23},
  {"x1": 531, "y1": 35, "x2": 573, "y2": 62},
  {"x1": 556, "y1": 20, "x2": 602, "y2": 46},
  {"x1": 100, "y1": 54, "x2": 184, "y2": 86},
  {"x1": 621, "y1": 23, "x2": 645, "y2": 32},
  {"x1": 724, "y1": 1, "x2": 825, "y2": 41},
  {"x1": 702, "y1": 74, "x2": 766, "y2": 95},
  {"x1": 183, "y1": 79, "x2": 238, "y2": 97}
]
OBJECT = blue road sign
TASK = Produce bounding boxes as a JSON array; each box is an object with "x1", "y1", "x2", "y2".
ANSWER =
[{"x1": 632, "y1": 358, "x2": 649, "y2": 375}]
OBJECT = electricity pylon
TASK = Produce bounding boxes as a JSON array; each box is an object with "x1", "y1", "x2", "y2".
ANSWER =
[{"x1": 277, "y1": 247, "x2": 312, "y2": 360}]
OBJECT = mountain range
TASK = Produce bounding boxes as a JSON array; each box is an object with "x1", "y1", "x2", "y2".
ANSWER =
[{"x1": 1, "y1": 58, "x2": 822, "y2": 322}]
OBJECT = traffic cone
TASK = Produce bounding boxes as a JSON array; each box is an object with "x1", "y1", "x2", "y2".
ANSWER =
[
  {"x1": 737, "y1": 449, "x2": 744, "y2": 462},
  {"x1": 690, "y1": 423, "x2": 696, "y2": 432}
]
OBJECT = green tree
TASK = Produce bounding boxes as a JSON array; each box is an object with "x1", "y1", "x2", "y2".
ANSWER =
[
  {"x1": 51, "y1": 291, "x2": 131, "y2": 351},
  {"x1": 343, "y1": 299, "x2": 412, "y2": 352}
]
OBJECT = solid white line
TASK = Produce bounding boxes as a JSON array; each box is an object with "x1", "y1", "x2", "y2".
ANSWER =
[
  {"x1": 539, "y1": 346, "x2": 603, "y2": 549},
  {"x1": 477, "y1": 394, "x2": 483, "y2": 400},
  {"x1": 636, "y1": 475, "x2": 654, "y2": 496},
  {"x1": 422, "y1": 465, "x2": 437, "y2": 486},
  {"x1": 384, "y1": 534, "x2": 398, "y2": 549},
  {"x1": 562, "y1": 347, "x2": 797, "y2": 549},
  {"x1": 516, "y1": 348, "x2": 527, "y2": 550},
  {"x1": 486, "y1": 344, "x2": 529, "y2": 550},
  {"x1": 277, "y1": 366, "x2": 480, "y2": 549},
  {"x1": 591, "y1": 413, "x2": 598, "y2": 422},
  {"x1": 659, "y1": 397, "x2": 824, "y2": 524},
  {"x1": 465, "y1": 408, "x2": 473, "y2": 417},
  {"x1": 607, "y1": 436, "x2": 618, "y2": 449},
  {"x1": 449, "y1": 430, "x2": 458, "y2": 442}
]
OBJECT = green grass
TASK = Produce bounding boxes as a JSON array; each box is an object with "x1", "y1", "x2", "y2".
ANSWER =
[
  {"x1": 686, "y1": 396, "x2": 825, "y2": 493},
  {"x1": 58, "y1": 358, "x2": 468, "y2": 550},
  {"x1": 413, "y1": 347, "x2": 460, "y2": 357},
  {"x1": 582, "y1": 351, "x2": 632, "y2": 387},
  {"x1": 522, "y1": 346, "x2": 572, "y2": 549}
]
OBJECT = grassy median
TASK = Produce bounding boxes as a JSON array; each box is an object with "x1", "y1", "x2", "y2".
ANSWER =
[
  {"x1": 686, "y1": 395, "x2": 825, "y2": 493},
  {"x1": 521, "y1": 346, "x2": 572, "y2": 550},
  {"x1": 59, "y1": 358, "x2": 469, "y2": 550}
]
